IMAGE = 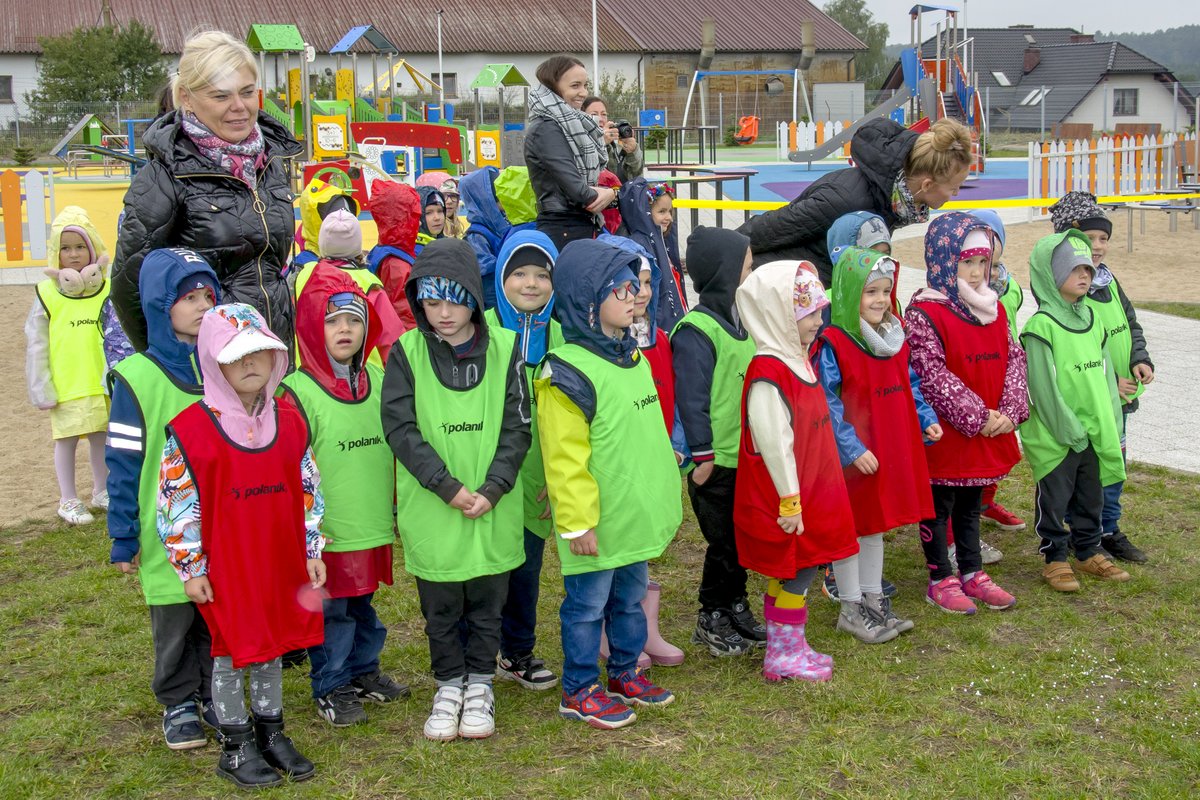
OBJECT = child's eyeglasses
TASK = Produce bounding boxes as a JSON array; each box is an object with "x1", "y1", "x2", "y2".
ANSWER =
[{"x1": 610, "y1": 281, "x2": 637, "y2": 301}]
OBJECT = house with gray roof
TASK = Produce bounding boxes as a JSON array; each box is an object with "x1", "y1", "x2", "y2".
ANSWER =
[{"x1": 882, "y1": 26, "x2": 1194, "y2": 134}]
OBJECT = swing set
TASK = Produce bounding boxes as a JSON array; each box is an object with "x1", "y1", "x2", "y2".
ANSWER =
[{"x1": 680, "y1": 69, "x2": 811, "y2": 147}]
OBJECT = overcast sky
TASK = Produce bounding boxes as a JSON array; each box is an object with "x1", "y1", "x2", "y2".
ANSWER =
[{"x1": 863, "y1": 1, "x2": 1200, "y2": 41}]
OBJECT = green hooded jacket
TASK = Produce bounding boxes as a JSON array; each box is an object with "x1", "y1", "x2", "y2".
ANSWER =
[
  {"x1": 828, "y1": 246, "x2": 899, "y2": 346},
  {"x1": 494, "y1": 166, "x2": 538, "y2": 225},
  {"x1": 1019, "y1": 230, "x2": 1124, "y2": 484}
]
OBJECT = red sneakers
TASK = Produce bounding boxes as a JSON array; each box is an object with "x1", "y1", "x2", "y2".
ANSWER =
[
  {"x1": 982, "y1": 502, "x2": 1026, "y2": 530},
  {"x1": 559, "y1": 684, "x2": 637, "y2": 730},
  {"x1": 606, "y1": 668, "x2": 675, "y2": 707}
]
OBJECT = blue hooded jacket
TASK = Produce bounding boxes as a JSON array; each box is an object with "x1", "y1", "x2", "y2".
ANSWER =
[
  {"x1": 618, "y1": 177, "x2": 687, "y2": 330},
  {"x1": 493, "y1": 229, "x2": 559, "y2": 366},
  {"x1": 825, "y1": 210, "x2": 891, "y2": 257},
  {"x1": 545, "y1": 239, "x2": 642, "y2": 422},
  {"x1": 462, "y1": 167, "x2": 534, "y2": 308},
  {"x1": 106, "y1": 248, "x2": 220, "y2": 562}
]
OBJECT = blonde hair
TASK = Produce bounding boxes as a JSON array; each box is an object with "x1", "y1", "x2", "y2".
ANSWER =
[
  {"x1": 171, "y1": 31, "x2": 258, "y2": 109},
  {"x1": 905, "y1": 118, "x2": 972, "y2": 181}
]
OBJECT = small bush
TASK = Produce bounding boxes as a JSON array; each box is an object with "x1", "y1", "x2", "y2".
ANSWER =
[{"x1": 12, "y1": 146, "x2": 36, "y2": 166}]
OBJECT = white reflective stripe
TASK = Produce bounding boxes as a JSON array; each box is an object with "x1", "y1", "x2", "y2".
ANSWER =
[
  {"x1": 167, "y1": 541, "x2": 203, "y2": 550},
  {"x1": 108, "y1": 422, "x2": 142, "y2": 437},
  {"x1": 106, "y1": 436, "x2": 142, "y2": 452}
]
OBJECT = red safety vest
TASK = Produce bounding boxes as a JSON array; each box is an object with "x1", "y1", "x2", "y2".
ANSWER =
[
  {"x1": 819, "y1": 327, "x2": 934, "y2": 535},
  {"x1": 908, "y1": 301, "x2": 1020, "y2": 481},
  {"x1": 734, "y1": 355, "x2": 859, "y2": 578},
  {"x1": 639, "y1": 332, "x2": 675, "y2": 433},
  {"x1": 169, "y1": 398, "x2": 324, "y2": 668}
]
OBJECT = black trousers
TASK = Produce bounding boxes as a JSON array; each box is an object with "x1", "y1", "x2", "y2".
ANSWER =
[
  {"x1": 536, "y1": 215, "x2": 597, "y2": 251},
  {"x1": 688, "y1": 465, "x2": 748, "y2": 611},
  {"x1": 149, "y1": 602, "x2": 213, "y2": 708},
  {"x1": 919, "y1": 485, "x2": 984, "y2": 581},
  {"x1": 1035, "y1": 444, "x2": 1104, "y2": 564},
  {"x1": 416, "y1": 573, "x2": 509, "y2": 683}
]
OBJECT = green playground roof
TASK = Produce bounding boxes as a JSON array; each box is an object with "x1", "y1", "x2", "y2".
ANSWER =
[
  {"x1": 469, "y1": 64, "x2": 530, "y2": 90},
  {"x1": 246, "y1": 25, "x2": 306, "y2": 53}
]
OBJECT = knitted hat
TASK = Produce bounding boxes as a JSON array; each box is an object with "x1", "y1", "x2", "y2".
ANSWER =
[
  {"x1": 416, "y1": 275, "x2": 477, "y2": 311},
  {"x1": 174, "y1": 273, "x2": 218, "y2": 305},
  {"x1": 855, "y1": 215, "x2": 891, "y2": 250},
  {"x1": 793, "y1": 268, "x2": 829, "y2": 320},
  {"x1": 1049, "y1": 191, "x2": 1112, "y2": 237},
  {"x1": 325, "y1": 291, "x2": 368, "y2": 326},
  {"x1": 439, "y1": 178, "x2": 460, "y2": 197},
  {"x1": 1051, "y1": 234, "x2": 1096, "y2": 288},
  {"x1": 866, "y1": 256, "x2": 898, "y2": 286},
  {"x1": 970, "y1": 209, "x2": 1006, "y2": 250},
  {"x1": 502, "y1": 246, "x2": 554, "y2": 283},
  {"x1": 318, "y1": 209, "x2": 362, "y2": 259},
  {"x1": 959, "y1": 229, "x2": 992, "y2": 262}
]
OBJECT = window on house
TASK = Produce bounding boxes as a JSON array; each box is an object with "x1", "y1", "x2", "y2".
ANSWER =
[
  {"x1": 677, "y1": 74, "x2": 689, "y2": 88},
  {"x1": 433, "y1": 73, "x2": 458, "y2": 97},
  {"x1": 1113, "y1": 88, "x2": 1138, "y2": 116},
  {"x1": 1019, "y1": 87, "x2": 1051, "y2": 106},
  {"x1": 0, "y1": 76, "x2": 12, "y2": 103},
  {"x1": 991, "y1": 71, "x2": 1011, "y2": 87}
]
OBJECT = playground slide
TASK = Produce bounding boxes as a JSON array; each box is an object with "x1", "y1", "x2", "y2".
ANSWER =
[
  {"x1": 354, "y1": 97, "x2": 387, "y2": 123},
  {"x1": 787, "y1": 83, "x2": 916, "y2": 165},
  {"x1": 260, "y1": 97, "x2": 292, "y2": 129},
  {"x1": 74, "y1": 145, "x2": 146, "y2": 166}
]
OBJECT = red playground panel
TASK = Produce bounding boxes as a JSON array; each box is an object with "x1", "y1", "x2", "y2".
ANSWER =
[{"x1": 349, "y1": 122, "x2": 465, "y2": 164}]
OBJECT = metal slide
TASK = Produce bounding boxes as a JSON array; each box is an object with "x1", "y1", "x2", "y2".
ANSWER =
[{"x1": 787, "y1": 82, "x2": 917, "y2": 166}]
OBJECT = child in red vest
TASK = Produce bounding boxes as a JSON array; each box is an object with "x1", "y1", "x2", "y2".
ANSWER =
[
  {"x1": 734, "y1": 262, "x2": 859, "y2": 682},
  {"x1": 157, "y1": 303, "x2": 326, "y2": 788},
  {"x1": 904, "y1": 212, "x2": 1028, "y2": 616},
  {"x1": 817, "y1": 246, "x2": 940, "y2": 643},
  {"x1": 366, "y1": 180, "x2": 422, "y2": 332}
]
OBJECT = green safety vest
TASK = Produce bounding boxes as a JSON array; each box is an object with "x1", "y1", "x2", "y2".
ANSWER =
[
  {"x1": 999, "y1": 278, "x2": 1024, "y2": 343},
  {"x1": 393, "y1": 327, "x2": 524, "y2": 580},
  {"x1": 546, "y1": 344, "x2": 682, "y2": 576},
  {"x1": 484, "y1": 308, "x2": 564, "y2": 538},
  {"x1": 1085, "y1": 278, "x2": 1144, "y2": 404},
  {"x1": 282, "y1": 364, "x2": 394, "y2": 553},
  {"x1": 110, "y1": 353, "x2": 203, "y2": 605},
  {"x1": 36, "y1": 279, "x2": 110, "y2": 403},
  {"x1": 293, "y1": 266, "x2": 385, "y2": 370},
  {"x1": 670, "y1": 310, "x2": 755, "y2": 467},
  {"x1": 1019, "y1": 312, "x2": 1126, "y2": 486}
]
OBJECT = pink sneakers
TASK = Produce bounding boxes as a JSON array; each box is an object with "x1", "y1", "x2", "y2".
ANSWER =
[
  {"x1": 925, "y1": 576, "x2": 977, "y2": 615},
  {"x1": 960, "y1": 571, "x2": 1017, "y2": 610}
]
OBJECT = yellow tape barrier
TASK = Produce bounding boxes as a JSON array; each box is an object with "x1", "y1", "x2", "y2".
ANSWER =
[{"x1": 672, "y1": 192, "x2": 1200, "y2": 213}]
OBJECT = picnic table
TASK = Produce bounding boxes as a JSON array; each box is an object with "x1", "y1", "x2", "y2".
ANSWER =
[{"x1": 1101, "y1": 192, "x2": 1200, "y2": 253}]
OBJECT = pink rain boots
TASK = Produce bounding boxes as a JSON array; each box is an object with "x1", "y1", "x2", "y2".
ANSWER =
[
  {"x1": 600, "y1": 580, "x2": 683, "y2": 668},
  {"x1": 762, "y1": 602, "x2": 833, "y2": 682}
]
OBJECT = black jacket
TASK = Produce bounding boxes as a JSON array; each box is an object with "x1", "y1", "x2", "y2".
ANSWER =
[
  {"x1": 112, "y1": 111, "x2": 302, "y2": 351},
  {"x1": 737, "y1": 118, "x2": 918, "y2": 286},
  {"x1": 525, "y1": 117, "x2": 599, "y2": 222},
  {"x1": 380, "y1": 238, "x2": 531, "y2": 507},
  {"x1": 1089, "y1": 272, "x2": 1153, "y2": 414}
]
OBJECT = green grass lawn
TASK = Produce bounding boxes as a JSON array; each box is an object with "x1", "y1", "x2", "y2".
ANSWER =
[
  {"x1": 1138, "y1": 302, "x2": 1200, "y2": 322},
  {"x1": 2, "y1": 460, "x2": 1199, "y2": 799}
]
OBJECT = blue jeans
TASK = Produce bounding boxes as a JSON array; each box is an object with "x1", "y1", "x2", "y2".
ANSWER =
[
  {"x1": 1101, "y1": 480, "x2": 1123, "y2": 534},
  {"x1": 500, "y1": 528, "x2": 546, "y2": 660},
  {"x1": 560, "y1": 561, "x2": 648, "y2": 694},
  {"x1": 308, "y1": 593, "x2": 387, "y2": 698}
]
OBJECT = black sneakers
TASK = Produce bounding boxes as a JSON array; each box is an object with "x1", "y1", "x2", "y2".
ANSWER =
[
  {"x1": 315, "y1": 684, "x2": 368, "y2": 727},
  {"x1": 351, "y1": 670, "x2": 411, "y2": 703},
  {"x1": 1100, "y1": 530, "x2": 1148, "y2": 563},
  {"x1": 162, "y1": 702, "x2": 206, "y2": 750},
  {"x1": 728, "y1": 598, "x2": 767, "y2": 648},
  {"x1": 691, "y1": 609, "x2": 751, "y2": 656},
  {"x1": 498, "y1": 653, "x2": 559, "y2": 690}
]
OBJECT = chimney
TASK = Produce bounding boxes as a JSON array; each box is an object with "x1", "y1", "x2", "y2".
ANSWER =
[
  {"x1": 699, "y1": 19, "x2": 716, "y2": 70},
  {"x1": 1070, "y1": 34, "x2": 1095, "y2": 43},
  {"x1": 799, "y1": 19, "x2": 815, "y2": 70},
  {"x1": 1023, "y1": 48, "x2": 1041, "y2": 74}
]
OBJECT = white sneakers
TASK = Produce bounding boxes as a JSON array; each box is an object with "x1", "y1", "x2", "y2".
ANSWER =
[
  {"x1": 458, "y1": 684, "x2": 495, "y2": 739},
  {"x1": 91, "y1": 490, "x2": 110, "y2": 511},
  {"x1": 423, "y1": 683, "x2": 496, "y2": 741},
  {"x1": 57, "y1": 498, "x2": 94, "y2": 526}
]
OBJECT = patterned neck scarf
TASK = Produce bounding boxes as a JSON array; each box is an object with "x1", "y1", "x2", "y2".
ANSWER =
[
  {"x1": 181, "y1": 112, "x2": 266, "y2": 191},
  {"x1": 527, "y1": 84, "x2": 605, "y2": 186},
  {"x1": 891, "y1": 170, "x2": 930, "y2": 227}
]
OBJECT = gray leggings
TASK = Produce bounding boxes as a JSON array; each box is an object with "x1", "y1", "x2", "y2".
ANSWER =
[
  {"x1": 783, "y1": 567, "x2": 819, "y2": 597},
  {"x1": 211, "y1": 656, "x2": 283, "y2": 725}
]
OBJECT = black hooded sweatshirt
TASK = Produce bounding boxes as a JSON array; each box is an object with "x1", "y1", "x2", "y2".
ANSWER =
[
  {"x1": 736, "y1": 118, "x2": 918, "y2": 286},
  {"x1": 671, "y1": 226, "x2": 752, "y2": 461},
  {"x1": 380, "y1": 238, "x2": 530, "y2": 507}
]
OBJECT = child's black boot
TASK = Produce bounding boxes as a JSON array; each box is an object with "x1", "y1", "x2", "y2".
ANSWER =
[
  {"x1": 217, "y1": 722, "x2": 282, "y2": 789},
  {"x1": 255, "y1": 715, "x2": 316, "y2": 781}
]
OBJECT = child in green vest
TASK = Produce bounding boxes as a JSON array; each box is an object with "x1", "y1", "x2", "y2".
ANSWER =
[
  {"x1": 970, "y1": 210, "x2": 1028, "y2": 546},
  {"x1": 1021, "y1": 230, "x2": 1131, "y2": 592},
  {"x1": 1050, "y1": 192, "x2": 1153, "y2": 564},
  {"x1": 484, "y1": 229, "x2": 562, "y2": 691},
  {"x1": 26, "y1": 206, "x2": 111, "y2": 526},
  {"x1": 380, "y1": 238, "x2": 531, "y2": 741},
  {"x1": 671, "y1": 226, "x2": 764, "y2": 656},
  {"x1": 536, "y1": 239, "x2": 683, "y2": 730},
  {"x1": 107, "y1": 248, "x2": 219, "y2": 750},
  {"x1": 282, "y1": 263, "x2": 409, "y2": 727}
]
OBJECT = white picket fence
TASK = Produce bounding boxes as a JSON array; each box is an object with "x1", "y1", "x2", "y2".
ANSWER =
[
  {"x1": 776, "y1": 120, "x2": 852, "y2": 159},
  {"x1": 1028, "y1": 132, "x2": 1196, "y2": 199}
]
